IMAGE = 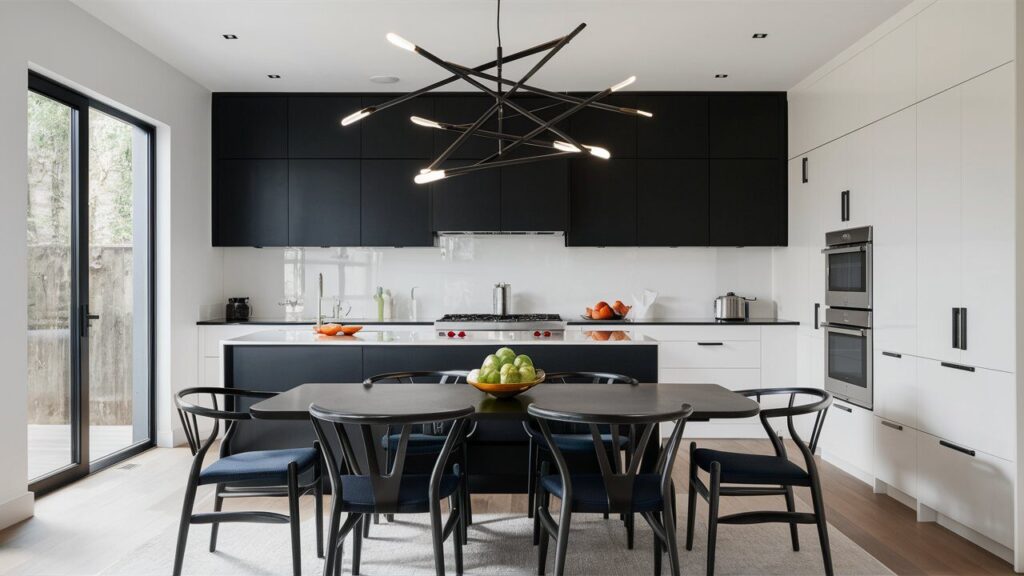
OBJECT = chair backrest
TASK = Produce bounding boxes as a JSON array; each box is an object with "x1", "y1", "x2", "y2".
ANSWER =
[
  {"x1": 527, "y1": 402, "x2": 694, "y2": 514},
  {"x1": 363, "y1": 370, "x2": 469, "y2": 385},
  {"x1": 736, "y1": 387, "x2": 832, "y2": 469},
  {"x1": 175, "y1": 387, "x2": 277, "y2": 476},
  {"x1": 309, "y1": 403, "x2": 475, "y2": 514},
  {"x1": 542, "y1": 371, "x2": 639, "y2": 385}
]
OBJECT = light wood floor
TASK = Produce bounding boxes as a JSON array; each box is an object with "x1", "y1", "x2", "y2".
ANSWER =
[{"x1": 0, "y1": 439, "x2": 1014, "y2": 575}]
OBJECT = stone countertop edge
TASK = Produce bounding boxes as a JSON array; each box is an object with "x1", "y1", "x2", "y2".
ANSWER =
[{"x1": 199, "y1": 318, "x2": 799, "y2": 326}]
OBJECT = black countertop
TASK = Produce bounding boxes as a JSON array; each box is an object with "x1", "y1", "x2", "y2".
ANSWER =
[{"x1": 198, "y1": 317, "x2": 798, "y2": 326}]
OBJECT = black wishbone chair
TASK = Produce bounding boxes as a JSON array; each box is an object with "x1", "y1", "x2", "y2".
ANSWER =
[
  {"x1": 173, "y1": 387, "x2": 324, "y2": 576},
  {"x1": 686, "y1": 388, "x2": 833, "y2": 576},
  {"x1": 310, "y1": 402, "x2": 474, "y2": 576},
  {"x1": 362, "y1": 371, "x2": 473, "y2": 542},
  {"x1": 523, "y1": 371, "x2": 640, "y2": 547},
  {"x1": 529, "y1": 401, "x2": 694, "y2": 576}
]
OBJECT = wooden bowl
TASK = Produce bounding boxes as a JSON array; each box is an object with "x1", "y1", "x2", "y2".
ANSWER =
[
  {"x1": 469, "y1": 369, "x2": 545, "y2": 398},
  {"x1": 339, "y1": 325, "x2": 363, "y2": 335}
]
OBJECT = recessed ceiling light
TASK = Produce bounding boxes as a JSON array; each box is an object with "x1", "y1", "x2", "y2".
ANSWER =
[
  {"x1": 222, "y1": 34, "x2": 238, "y2": 40},
  {"x1": 370, "y1": 75, "x2": 401, "y2": 84},
  {"x1": 267, "y1": 74, "x2": 281, "y2": 79},
  {"x1": 752, "y1": 33, "x2": 768, "y2": 39},
  {"x1": 715, "y1": 74, "x2": 729, "y2": 78}
]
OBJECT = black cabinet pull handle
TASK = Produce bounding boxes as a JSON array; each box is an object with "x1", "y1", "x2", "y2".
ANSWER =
[
  {"x1": 833, "y1": 404, "x2": 852, "y2": 413},
  {"x1": 959, "y1": 307, "x2": 967, "y2": 351},
  {"x1": 940, "y1": 362, "x2": 975, "y2": 372},
  {"x1": 813, "y1": 303, "x2": 820, "y2": 330},
  {"x1": 802, "y1": 157, "x2": 808, "y2": 183},
  {"x1": 697, "y1": 342, "x2": 724, "y2": 346},
  {"x1": 880, "y1": 420, "x2": 903, "y2": 431},
  {"x1": 881, "y1": 351, "x2": 902, "y2": 358},
  {"x1": 951, "y1": 307, "x2": 960, "y2": 350},
  {"x1": 939, "y1": 440, "x2": 975, "y2": 457},
  {"x1": 841, "y1": 190, "x2": 850, "y2": 222}
]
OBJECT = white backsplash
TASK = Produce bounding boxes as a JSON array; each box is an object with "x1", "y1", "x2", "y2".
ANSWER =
[{"x1": 217, "y1": 236, "x2": 777, "y2": 321}]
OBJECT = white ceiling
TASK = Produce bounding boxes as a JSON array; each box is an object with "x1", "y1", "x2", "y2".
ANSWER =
[{"x1": 73, "y1": 0, "x2": 910, "y2": 93}]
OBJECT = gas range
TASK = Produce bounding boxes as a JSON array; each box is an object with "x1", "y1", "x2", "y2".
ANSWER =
[{"x1": 434, "y1": 314, "x2": 566, "y2": 339}]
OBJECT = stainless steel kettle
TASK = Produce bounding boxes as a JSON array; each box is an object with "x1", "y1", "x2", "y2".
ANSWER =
[{"x1": 714, "y1": 292, "x2": 755, "y2": 320}]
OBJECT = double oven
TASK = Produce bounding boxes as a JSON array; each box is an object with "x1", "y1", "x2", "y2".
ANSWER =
[{"x1": 821, "y1": 226, "x2": 873, "y2": 409}]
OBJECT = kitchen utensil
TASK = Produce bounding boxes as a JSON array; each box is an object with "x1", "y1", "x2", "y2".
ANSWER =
[
  {"x1": 469, "y1": 369, "x2": 545, "y2": 398},
  {"x1": 225, "y1": 297, "x2": 251, "y2": 322},
  {"x1": 493, "y1": 283, "x2": 511, "y2": 315},
  {"x1": 714, "y1": 292, "x2": 756, "y2": 321}
]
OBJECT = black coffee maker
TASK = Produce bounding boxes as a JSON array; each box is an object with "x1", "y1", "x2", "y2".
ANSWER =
[{"x1": 225, "y1": 297, "x2": 251, "y2": 322}]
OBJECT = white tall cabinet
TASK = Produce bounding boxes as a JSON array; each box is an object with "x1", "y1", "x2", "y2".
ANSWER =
[{"x1": 778, "y1": 0, "x2": 1019, "y2": 567}]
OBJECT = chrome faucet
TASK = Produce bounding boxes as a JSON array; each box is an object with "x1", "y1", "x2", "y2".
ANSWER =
[{"x1": 317, "y1": 273, "x2": 324, "y2": 328}]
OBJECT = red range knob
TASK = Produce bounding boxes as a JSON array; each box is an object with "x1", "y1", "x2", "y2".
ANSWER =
[
  {"x1": 458, "y1": 331, "x2": 466, "y2": 338},
  {"x1": 544, "y1": 331, "x2": 551, "y2": 337},
  {"x1": 447, "y1": 331, "x2": 455, "y2": 338},
  {"x1": 533, "y1": 331, "x2": 541, "y2": 337}
]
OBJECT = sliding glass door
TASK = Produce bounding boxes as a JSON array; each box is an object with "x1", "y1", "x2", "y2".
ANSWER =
[{"x1": 27, "y1": 73, "x2": 154, "y2": 493}]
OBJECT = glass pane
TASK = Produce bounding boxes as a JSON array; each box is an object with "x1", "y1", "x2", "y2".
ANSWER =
[
  {"x1": 828, "y1": 251, "x2": 866, "y2": 292},
  {"x1": 87, "y1": 108, "x2": 150, "y2": 461},
  {"x1": 27, "y1": 91, "x2": 75, "y2": 481},
  {"x1": 828, "y1": 332, "x2": 867, "y2": 388}
]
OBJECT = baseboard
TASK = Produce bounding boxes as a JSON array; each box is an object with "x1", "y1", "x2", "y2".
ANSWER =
[
  {"x1": 820, "y1": 450, "x2": 874, "y2": 487},
  {"x1": 0, "y1": 491, "x2": 34, "y2": 531}
]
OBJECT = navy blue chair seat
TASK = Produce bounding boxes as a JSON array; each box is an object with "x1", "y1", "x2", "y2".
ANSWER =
[
  {"x1": 693, "y1": 448, "x2": 811, "y2": 486},
  {"x1": 544, "y1": 433, "x2": 631, "y2": 453},
  {"x1": 539, "y1": 473, "x2": 666, "y2": 513},
  {"x1": 337, "y1": 474, "x2": 460, "y2": 514},
  {"x1": 198, "y1": 447, "x2": 319, "y2": 486},
  {"x1": 382, "y1": 432, "x2": 447, "y2": 455}
]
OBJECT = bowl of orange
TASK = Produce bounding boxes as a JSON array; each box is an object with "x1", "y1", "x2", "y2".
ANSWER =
[
  {"x1": 582, "y1": 300, "x2": 631, "y2": 320},
  {"x1": 313, "y1": 323, "x2": 362, "y2": 336}
]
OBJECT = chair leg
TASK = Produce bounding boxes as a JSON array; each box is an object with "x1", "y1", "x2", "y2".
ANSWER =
[
  {"x1": 784, "y1": 486, "x2": 800, "y2": 552},
  {"x1": 172, "y1": 478, "x2": 199, "y2": 576},
  {"x1": 461, "y1": 445, "x2": 473, "y2": 527},
  {"x1": 663, "y1": 495, "x2": 681, "y2": 576},
  {"x1": 527, "y1": 438, "x2": 537, "y2": 519},
  {"x1": 706, "y1": 461, "x2": 721, "y2": 576},
  {"x1": 534, "y1": 460, "x2": 550, "y2": 546},
  {"x1": 553, "y1": 498, "x2": 572, "y2": 576},
  {"x1": 315, "y1": 476, "x2": 325, "y2": 559},
  {"x1": 653, "y1": 512, "x2": 662, "y2": 576},
  {"x1": 430, "y1": 499, "x2": 447, "y2": 576},
  {"x1": 209, "y1": 483, "x2": 224, "y2": 552},
  {"x1": 537, "y1": 487, "x2": 550, "y2": 576},
  {"x1": 362, "y1": 513, "x2": 371, "y2": 538},
  {"x1": 352, "y1": 515, "x2": 363, "y2": 576},
  {"x1": 811, "y1": 478, "x2": 835, "y2": 576},
  {"x1": 453, "y1": 489, "x2": 464, "y2": 576},
  {"x1": 323, "y1": 501, "x2": 343, "y2": 576},
  {"x1": 626, "y1": 511, "x2": 635, "y2": 550},
  {"x1": 287, "y1": 463, "x2": 302, "y2": 576},
  {"x1": 685, "y1": 442, "x2": 698, "y2": 551}
]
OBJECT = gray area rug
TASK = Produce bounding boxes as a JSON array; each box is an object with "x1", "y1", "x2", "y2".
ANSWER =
[{"x1": 102, "y1": 512, "x2": 893, "y2": 575}]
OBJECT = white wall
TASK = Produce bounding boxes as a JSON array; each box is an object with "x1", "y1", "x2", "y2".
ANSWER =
[
  {"x1": 219, "y1": 239, "x2": 777, "y2": 321},
  {"x1": 0, "y1": 0, "x2": 220, "y2": 528}
]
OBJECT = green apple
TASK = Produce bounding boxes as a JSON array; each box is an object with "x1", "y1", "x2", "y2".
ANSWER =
[
  {"x1": 519, "y1": 365, "x2": 536, "y2": 382},
  {"x1": 500, "y1": 363, "x2": 521, "y2": 384},
  {"x1": 482, "y1": 354, "x2": 501, "y2": 370},
  {"x1": 495, "y1": 347, "x2": 516, "y2": 364},
  {"x1": 513, "y1": 354, "x2": 533, "y2": 368},
  {"x1": 480, "y1": 367, "x2": 499, "y2": 384}
]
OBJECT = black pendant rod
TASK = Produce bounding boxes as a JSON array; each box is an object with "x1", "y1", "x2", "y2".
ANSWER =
[
  {"x1": 343, "y1": 35, "x2": 566, "y2": 122},
  {"x1": 442, "y1": 151, "x2": 577, "y2": 178},
  {"x1": 431, "y1": 123, "x2": 582, "y2": 152},
  {"x1": 427, "y1": 23, "x2": 586, "y2": 171}
]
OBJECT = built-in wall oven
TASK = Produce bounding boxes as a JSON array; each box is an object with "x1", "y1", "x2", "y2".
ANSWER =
[
  {"x1": 824, "y1": 226, "x2": 872, "y2": 309},
  {"x1": 822, "y1": 225, "x2": 873, "y2": 410}
]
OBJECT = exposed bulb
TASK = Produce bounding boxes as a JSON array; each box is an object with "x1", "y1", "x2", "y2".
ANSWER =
[
  {"x1": 552, "y1": 140, "x2": 581, "y2": 153},
  {"x1": 636, "y1": 109, "x2": 653, "y2": 118},
  {"x1": 341, "y1": 108, "x2": 372, "y2": 126},
  {"x1": 386, "y1": 33, "x2": 417, "y2": 52},
  {"x1": 585, "y1": 146, "x2": 611, "y2": 159},
  {"x1": 414, "y1": 169, "x2": 447, "y2": 184},
  {"x1": 410, "y1": 116, "x2": 443, "y2": 129},
  {"x1": 609, "y1": 76, "x2": 636, "y2": 92}
]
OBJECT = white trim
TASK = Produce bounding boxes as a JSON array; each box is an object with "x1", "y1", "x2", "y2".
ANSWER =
[{"x1": 0, "y1": 491, "x2": 34, "y2": 531}]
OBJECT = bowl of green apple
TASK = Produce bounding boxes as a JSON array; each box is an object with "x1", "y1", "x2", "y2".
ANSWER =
[{"x1": 467, "y1": 347, "x2": 545, "y2": 398}]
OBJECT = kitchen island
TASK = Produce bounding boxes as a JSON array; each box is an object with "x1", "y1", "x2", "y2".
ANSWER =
[{"x1": 222, "y1": 329, "x2": 659, "y2": 494}]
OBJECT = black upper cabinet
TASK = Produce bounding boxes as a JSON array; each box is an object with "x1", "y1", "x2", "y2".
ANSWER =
[
  {"x1": 637, "y1": 159, "x2": 709, "y2": 246},
  {"x1": 709, "y1": 159, "x2": 784, "y2": 246},
  {"x1": 432, "y1": 166, "x2": 501, "y2": 232},
  {"x1": 360, "y1": 96, "x2": 434, "y2": 159},
  {"x1": 215, "y1": 95, "x2": 288, "y2": 158},
  {"x1": 288, "y1": 160, "x2": 361, "y2": 246},
  {"x1": 361, "y1": 159, "x2": 433, "y2": 247},
  {"x1": 709, "y1": 93, "x2": 784, "y2": 158},
  {"x1": 215, "y1": 159, "x2": 288, "y2": 246},
  {"x1": 288, "y1": 96, "x2": 361, "y2": 158},
  {"x1": 501, "y1": 161, "x2": 568, "y2": 232},
  {"x1": 636, "y1": 94, "x2": 709, "y2": 158},
  {"x1": 433, "y1": 96, "x2": 501, "y2": 160},
  {"x1": 569, "y1": 93, "x2": 637, "y2": 158},
  {"x1": 568, "y1": 159, "x2": 636, "y2": 246}
]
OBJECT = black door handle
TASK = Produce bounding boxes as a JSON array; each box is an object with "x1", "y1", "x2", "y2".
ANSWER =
[
  {"x1": 881, "y1": 351, "x2": 902, "y2": 358},
  {"x1": 951, "y1": 307, "x2": 960, "y2": 350},
  {"x1": 939, "y1": 440, "x2": 975, "y2": 457},
  {"x1": 880, "y1": 420, "x2": 903, "y2": 431},
  {"x1": 959, "y1": 307, "x2": 967, "y2": 351},
  {"x1": 802, "y1": 157, "x2": 808, "y2": 183},
  {"x1": 841, "y1": 190, "x2": 850, "y2": 222},
  {"x1": 813, "y1": 303, "x2": 820, "y2": 330},
  {"x1": 940, "y1": 361, "x2": 975, "y2": 372},
  {"x1": 697, "y1": 342, "x2": 724, "y2": 346},
  {"x1": 833, "y1": 404, "x2": 852, "y2": 413}
]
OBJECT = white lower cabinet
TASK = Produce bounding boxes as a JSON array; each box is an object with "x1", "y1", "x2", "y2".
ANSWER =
[
  {"x1": 874, "y1": 351, "x2": 917, "y2": 429},
  {"x1": 819, "y1": 399, "x2": 874, "y2": 480},
  {"x1": 917, "y1": 431, "x2": 1015, "y2": 549},
  {"x1": 873, "y1": 416, "x2": 917, "y2": 498}
]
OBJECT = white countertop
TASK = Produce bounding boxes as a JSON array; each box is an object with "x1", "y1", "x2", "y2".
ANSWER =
[{"x1": 223, "y1": 329, "x2": 657, "y2": 346}]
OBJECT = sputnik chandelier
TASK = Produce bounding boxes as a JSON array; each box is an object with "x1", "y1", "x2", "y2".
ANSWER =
[{"x1": 339, "y1": 0, "x2": 652, "y2": 185}]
